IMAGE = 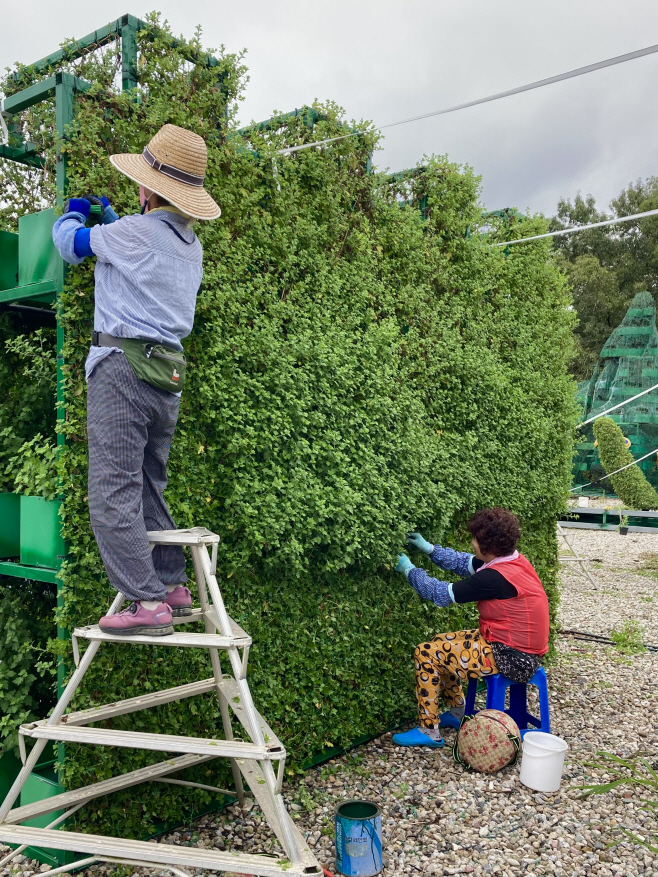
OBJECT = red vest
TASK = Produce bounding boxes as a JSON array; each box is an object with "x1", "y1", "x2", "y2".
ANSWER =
[{"x1": 477, "y1": 554, "x2": 549, "y2": 655}]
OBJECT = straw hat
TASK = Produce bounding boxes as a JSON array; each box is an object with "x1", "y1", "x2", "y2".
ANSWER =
[{"x1": 109, "y1": 124, "x2": 220, "y2": 220}]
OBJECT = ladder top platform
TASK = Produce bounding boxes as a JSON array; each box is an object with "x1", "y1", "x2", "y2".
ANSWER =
[{"x1": 147, "y1": 527, "x2": 219, "y2": 545}]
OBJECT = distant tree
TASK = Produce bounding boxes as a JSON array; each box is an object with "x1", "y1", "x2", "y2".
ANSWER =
[
  {"x1": 551, "y1": 179, "x2": 658, "y2": 380},
  {"x1": 566, "y1": 255, "x2": 623, "y2": 379}
]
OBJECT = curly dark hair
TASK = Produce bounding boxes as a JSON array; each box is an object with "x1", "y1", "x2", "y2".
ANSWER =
[{"x1": 467, "y1": 508, "x2": 521, "y2": 557}]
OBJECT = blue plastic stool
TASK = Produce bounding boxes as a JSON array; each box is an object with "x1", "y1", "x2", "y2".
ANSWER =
[{"x1": 464, "y1": 666, "x2": 550, "y2": 738}]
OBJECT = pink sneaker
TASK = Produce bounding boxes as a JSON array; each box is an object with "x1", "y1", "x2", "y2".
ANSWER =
[
  {"x1": 99, "y1": 602, "x2": 174, "y2": 636},
  {"x1": 164, "y1": 585, "x2": 193, "y2": 616}
]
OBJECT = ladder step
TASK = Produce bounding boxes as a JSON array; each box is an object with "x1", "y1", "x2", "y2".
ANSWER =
[
  {"x1": 30, "y1": 679, "x2": 217, "y2": 729},
  {"x1": 0, "y1": 826, "x2": 320, "y2": 877},
  {"x1": 3, "y1": 754, "x2": 216, "y2": 825},
  {"x1": 19, "y1": 724, "x2": 284, "y2": 759},
  {"x1": 73, "y1": 625, "x2": 251, "y2": 649},
  {"x1": 146, "y1": 527, "x2": 219, "y2": 546}
]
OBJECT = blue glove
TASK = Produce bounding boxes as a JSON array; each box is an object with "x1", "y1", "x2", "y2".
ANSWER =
[
  {"x1": 73, "y1": 228, "x2": 94, "y2": 259},
  {"x1": 63, "y1": 198, "x2": 91, "y2": 218},
  {"x1": 99, "y1": 196, "x2": 119, "y2": 224},
  {"x1": 408, "y1": 532, "x2": 433, "y2": 554},
  {"x1": 395, "y1": 553, "x2": 415, "y2": 579}
]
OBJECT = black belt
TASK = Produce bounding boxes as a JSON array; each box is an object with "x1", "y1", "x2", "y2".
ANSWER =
[{"x1": 92, "y1": 332, "x2": 158, "y2": 348}]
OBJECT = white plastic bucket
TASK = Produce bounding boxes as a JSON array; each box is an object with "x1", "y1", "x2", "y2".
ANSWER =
[
  {"x1": 519, "y1": 731, "x2": 569, "y2": 792},
  {"x1": 577, "y1": 496, "x2": 589, "y2": 507}
]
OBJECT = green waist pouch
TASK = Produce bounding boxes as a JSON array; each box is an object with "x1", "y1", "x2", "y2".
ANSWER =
[{"x1": 121, "y1": 339, "x2": 186, "y2": 393}]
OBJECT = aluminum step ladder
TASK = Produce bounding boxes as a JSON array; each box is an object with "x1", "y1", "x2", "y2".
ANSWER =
[
  {"x1": 0, "y1": 527, "x2": 321, "y2": 877},
  {"x1": 557, "y1": 522, "x2": 597, "y2": 588}
]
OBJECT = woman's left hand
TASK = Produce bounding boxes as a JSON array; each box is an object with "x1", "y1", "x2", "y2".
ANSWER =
[{"x1": 395, "y1": 553, "x2": 415, "y2": 578}]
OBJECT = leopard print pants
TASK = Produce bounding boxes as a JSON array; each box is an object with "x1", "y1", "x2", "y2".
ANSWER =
[{"x1": 414, "y1": 628, "x2": 498, "y2": 729}]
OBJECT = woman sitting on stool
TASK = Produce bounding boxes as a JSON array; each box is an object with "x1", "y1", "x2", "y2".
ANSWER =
[{"x1": 393, "y1": 507, "x2": 549, "y2": 748}]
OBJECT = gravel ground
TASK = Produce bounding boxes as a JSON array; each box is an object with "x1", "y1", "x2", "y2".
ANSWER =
[
  {"x1": 560, "y1": 528, "x2": 658, "y2": 641},
  {"x1": 2, "y1": 527, "x2": 657, "y2": 877}
]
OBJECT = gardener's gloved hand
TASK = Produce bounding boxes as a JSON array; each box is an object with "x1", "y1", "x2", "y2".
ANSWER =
[
  {"x1": 99, "y1": 196, "x2": 119, "y2": 224},
  {"x1": 395, "y1": 553, "x2": 415, "y2": 579},
  {"x1": 407, "y1": 532, "x2": 433, "y2": 554},
  {"x1": 62, "y1": 198, "x2": 91, "y2": 219},
  {"x1": 83, "y1": 195, "x2": 117, "y2": 226}
]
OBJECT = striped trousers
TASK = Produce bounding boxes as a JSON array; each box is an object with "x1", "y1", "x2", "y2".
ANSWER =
[{"x1": 87, "y1": 352, "x2": 187, "y2": 602}]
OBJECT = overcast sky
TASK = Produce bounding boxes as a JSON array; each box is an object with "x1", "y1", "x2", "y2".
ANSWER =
[{"x1": 3, "y1": 1, "x2": 657, "y2": 216}]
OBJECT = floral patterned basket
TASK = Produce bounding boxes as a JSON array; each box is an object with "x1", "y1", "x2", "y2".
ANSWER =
[{"x1": 453, "y1": 709, "x2": 521, "y2": 774}]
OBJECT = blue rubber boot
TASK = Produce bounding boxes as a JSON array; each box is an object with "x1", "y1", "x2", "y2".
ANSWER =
[
  {"x1": 392, "y1": 727, "x2": 444, "y2": 748},
  {"x1": 439, "y1": 711, "x2": 462, "y2": 730}
]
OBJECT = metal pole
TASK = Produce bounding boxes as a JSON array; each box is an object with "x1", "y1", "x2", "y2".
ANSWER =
[
  {"x1": 120, "y1": 18, "x2": 138, "y2": 92},
  {"x1": 54, "y1": 75, "x2": 73, "y2": 703},
  {"x1": 190, "y1": 545, "x2": 246, "y2": 807},
  {"x1": 32, "y1": 858, "x2": 98, "y2": 877}
]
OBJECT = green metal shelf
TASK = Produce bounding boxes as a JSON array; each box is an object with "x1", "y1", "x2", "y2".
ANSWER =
[
  {"x1": 0, "y1": 143, "x2": 44, "y2": 169},
  {"x1": 0, "y1": 561, "x2": 58, "y2": 584},
  {"x1": 0, "y1": 280, "x2": 57, "y2": 305}
]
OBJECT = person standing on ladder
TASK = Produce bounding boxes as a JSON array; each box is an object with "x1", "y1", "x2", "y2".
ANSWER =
[{"x1": 52, "y1": 124, "x2": 221, "y2": 636}]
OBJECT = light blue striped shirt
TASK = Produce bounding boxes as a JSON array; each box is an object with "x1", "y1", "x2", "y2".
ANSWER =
[{"x1": 52, "y1": 207, "x2": 203, "y2": 385}]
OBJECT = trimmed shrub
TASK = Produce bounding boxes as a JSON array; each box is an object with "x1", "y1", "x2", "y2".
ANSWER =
[
  {"x1": 593, "y1": 417, "x2": 658, "y2": 509},
  {"x1": 0, "y1": 16, "x2": 578, "y2": 835},
  {"x1": 0, "y1": 579, "x2": 57, "y2": 752}
]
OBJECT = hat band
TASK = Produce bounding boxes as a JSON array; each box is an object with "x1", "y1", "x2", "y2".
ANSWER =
[{"x1": 142, "y1": 146, "x2": 205, "y2": 187}]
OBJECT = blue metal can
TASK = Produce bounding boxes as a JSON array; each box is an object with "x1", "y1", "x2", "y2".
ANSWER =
[{"x1": 334, "y1": 799, "x2": 383, "y2": 876}]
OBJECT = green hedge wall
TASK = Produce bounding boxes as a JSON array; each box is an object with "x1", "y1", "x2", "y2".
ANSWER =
[{"x1": 0, "y1": 16, "x2": 577, "y2": 836}]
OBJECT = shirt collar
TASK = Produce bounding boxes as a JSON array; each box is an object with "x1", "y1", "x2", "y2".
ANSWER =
[
  {"x1": 147, "y1": 205, "x2": 194, "y2": 225},
  {"x1": 477, "y1": 550, "x2": 519, "y2": 572}
]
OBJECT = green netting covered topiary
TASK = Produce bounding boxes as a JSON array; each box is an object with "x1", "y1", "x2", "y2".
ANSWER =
[
  {"x1": 593, "y1": 417, "x2": 658, "y2": 509},
  {"x1": 0, "y1": 16, "x2": 578, "y2": 836}
]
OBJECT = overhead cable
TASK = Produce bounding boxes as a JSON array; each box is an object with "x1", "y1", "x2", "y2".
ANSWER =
[
  {"x1": 276, "y1": 42, "x2": 658, "y2": 155},
  {"x1": 569, "y1": 445, "x2": 658, "y2": 492},
  {"x1": 495, "y1": 208, "x2": 658, "y2": 247},
  {"x1": 576, "y1": 381, "x2": 658, "y2": 428}
]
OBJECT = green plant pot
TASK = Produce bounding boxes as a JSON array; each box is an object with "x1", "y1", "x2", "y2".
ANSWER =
[
  {"x1": 19, "y1": 496, "x2": 63, "y2": 569},
  {"x1": 0, "y1": 493, "x2": 20, "y2": 559}
]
